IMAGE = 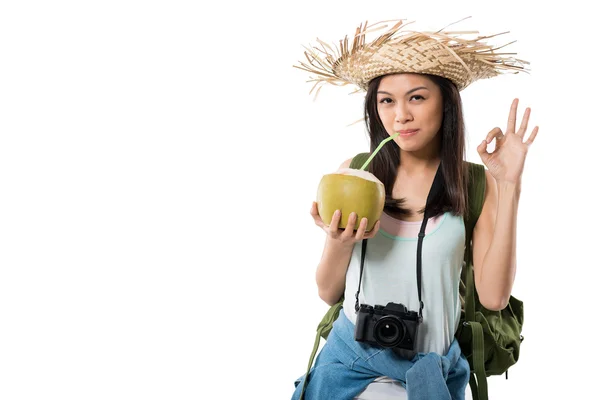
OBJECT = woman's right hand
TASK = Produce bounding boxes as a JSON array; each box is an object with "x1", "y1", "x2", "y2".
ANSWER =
[{"x1": 310, "y1": 201, "x2": 380, "y2": 246}]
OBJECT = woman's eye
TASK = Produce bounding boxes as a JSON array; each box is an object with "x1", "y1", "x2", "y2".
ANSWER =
[
  {"x1": 378, "y1": 98, "x2": 393, "y2": 104},
  {"x1": 410, "y1": 95, "x2": 424, "y2": 101}
]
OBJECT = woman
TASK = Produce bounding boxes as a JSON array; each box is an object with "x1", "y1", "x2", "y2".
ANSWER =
[{"x1": 293, "y1": 19, "x2": 538, "y2": 400}]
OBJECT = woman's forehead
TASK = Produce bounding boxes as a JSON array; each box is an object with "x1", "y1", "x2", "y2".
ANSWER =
[{"x1": 378, "y1": 73, "x2": 434, "y2": 91}]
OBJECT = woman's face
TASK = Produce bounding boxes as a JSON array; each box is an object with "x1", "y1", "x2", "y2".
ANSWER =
[{"x1": 376, "y1": 73, "x2": 444, "y2": 154}]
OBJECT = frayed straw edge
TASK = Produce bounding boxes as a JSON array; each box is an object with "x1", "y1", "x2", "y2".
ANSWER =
[{"x1": 294, "y1": 18, "x2": 528, "y2": 98}]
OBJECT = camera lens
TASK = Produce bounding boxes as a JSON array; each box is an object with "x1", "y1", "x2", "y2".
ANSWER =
[{"x1": 373, "y1": 316, "x2": 405, "y2": 348}]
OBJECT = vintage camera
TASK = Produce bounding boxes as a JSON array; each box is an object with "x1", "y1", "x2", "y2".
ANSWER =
[{"x1": 354, "y1": 302, "x2": 420, "y2": 350}]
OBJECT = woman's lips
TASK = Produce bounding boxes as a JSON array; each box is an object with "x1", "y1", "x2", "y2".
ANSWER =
[{"x1": 398, "y1": 129, "x2": 419, "y2": 137}]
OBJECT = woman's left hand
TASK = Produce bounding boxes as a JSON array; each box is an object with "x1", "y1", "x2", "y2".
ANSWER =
[{"x1": 477, "y1": 98, "x2": 539, "y2": 185}]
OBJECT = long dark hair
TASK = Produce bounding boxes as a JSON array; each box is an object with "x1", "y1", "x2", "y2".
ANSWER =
[{"x1": 363, "y1": 73, "x2": 467, "y2": 218}]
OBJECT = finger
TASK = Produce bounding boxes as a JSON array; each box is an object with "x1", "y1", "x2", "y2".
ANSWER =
[
  {"x1": 310, "y1": 202, "x2": 325, "y2": 226},
  {"x1": 365, "y1": 220, "x2": 380, "y2": 238},
  {"x1": 328, "y1": 209, "x2": 341, "y2": 235},
  {"x1": 485, "y1": 127, "x2": 503, "y2": 144},
  {"x1": 354, "y1": 217, "x2": 369, "y2": 240},
  {"x1": 516, "y1": 107, "x2": 531, "y2": 138},
  {"x1": 524, "y1": 126, "x2": 539, "y2": 146},
  {"x1": 310, "y1": 201, "x2": 319, "y2": 217},
  {"x1": 507, "y1": 98, "x2": 519, "y2": 134},
  {"x1": 477, "y1": 138, "x2": 490, "y2": 164},
  {"x1": 340, "y1": 212, "x2": 357, "y2": 239}
]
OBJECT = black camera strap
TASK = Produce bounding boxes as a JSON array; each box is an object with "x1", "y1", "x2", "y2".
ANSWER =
[
  {"x1": 354, "y1": 163, "x2": 445, "y2": 323},
  {"x1": 355, "y1": 239, "x2": 369, "y2": 313}
]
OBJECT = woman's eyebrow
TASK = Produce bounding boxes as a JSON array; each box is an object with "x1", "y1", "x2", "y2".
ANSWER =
[{"x1": 377, "y1": 86, "x2": 429, "y2": 96}]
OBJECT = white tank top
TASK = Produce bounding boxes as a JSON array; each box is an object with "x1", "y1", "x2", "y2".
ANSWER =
[{"x1": 342, "y1": 211, "x2": 466, "y2": 356}]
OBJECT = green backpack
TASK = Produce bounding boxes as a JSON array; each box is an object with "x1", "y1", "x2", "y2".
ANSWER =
[{"x1": 300, "y1": 153, "x2": 524, "y2": 400}]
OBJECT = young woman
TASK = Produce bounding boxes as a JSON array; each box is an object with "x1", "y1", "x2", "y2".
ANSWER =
[{"x1": 293, "y1": 19, "x2": 538, "y2": 400}]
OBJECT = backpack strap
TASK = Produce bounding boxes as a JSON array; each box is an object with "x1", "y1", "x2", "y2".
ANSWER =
[
  {"x1": 349, "y1": 152, "x2": 370, "y2": 170},
  {"x1": 464, "y1": 162, "x2": 486, "y2": 321},
  {"x1": 462, "y1": 162, "x2": 488, "y2": 400},
  {"x1": 299, "y1": 300, "x2": 343, "y2": 400}
]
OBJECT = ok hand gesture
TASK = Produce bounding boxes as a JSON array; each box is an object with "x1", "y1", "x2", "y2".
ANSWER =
[{"x1": 477, "y1": 98, "x2": 539, "y2": 185}]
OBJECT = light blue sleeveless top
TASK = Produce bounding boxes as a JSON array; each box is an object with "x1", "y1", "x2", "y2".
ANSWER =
[{"x1": 342, "y1": 211, "x2": 466, "y2": 356}]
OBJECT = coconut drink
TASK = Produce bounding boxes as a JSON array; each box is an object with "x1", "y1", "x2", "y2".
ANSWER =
[
  {"x1": 316, "y1": 132, "x2": 399, "y2": 231},
  {"x1": 317, "y1": 168, "x2": 384, "y2": 231}
]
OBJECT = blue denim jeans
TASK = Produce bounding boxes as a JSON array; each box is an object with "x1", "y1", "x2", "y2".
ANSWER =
[{"x1": 292, "y1": 311, "x2": 470, "y2": 400}]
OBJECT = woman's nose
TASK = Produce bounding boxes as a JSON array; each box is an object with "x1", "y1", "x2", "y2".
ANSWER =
[{"x1": 395, "y1": 105, "x2": 413, "y2": 124}]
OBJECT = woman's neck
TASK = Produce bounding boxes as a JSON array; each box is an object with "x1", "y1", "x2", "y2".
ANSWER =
[
  {"x1": 398, "y1": 150, "x2": 441, "y2": 175},
  {"x1": 397, "y1": 135, "x2": 442, "y2": 175}
]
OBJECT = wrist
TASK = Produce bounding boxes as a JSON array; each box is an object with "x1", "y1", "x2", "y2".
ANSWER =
[
  {"x1": 495, "y1": 179, "x2": 521, "y2": 201},
  {"x1": 325, "y1": 235, "x2": 355, "y2": 253}
]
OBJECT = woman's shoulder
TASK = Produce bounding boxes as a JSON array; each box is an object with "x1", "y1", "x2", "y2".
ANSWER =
[
  {"x1": 339, "y1": 153, "x2": 372, "y2": 170},
  {"x1": 339, "y1": 157, "x2": 353, "y2": 169},
  {"x1": 338, "y1": 153, "x2": 367, "y2": 170},
  {"x1": 463, "y1": 160, "x2": 484, "y2": 169}
]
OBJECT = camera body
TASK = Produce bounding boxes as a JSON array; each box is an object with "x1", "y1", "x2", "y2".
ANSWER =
[{"x1": 354, "y1": 302, "x2": 420, "y2": 350}]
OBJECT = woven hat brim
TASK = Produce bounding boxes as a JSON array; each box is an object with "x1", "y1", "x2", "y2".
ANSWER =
[{"x1": 295, "y1": 18, "x2": 529, "y2": 95}]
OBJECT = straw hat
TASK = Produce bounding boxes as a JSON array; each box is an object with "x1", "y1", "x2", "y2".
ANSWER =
[{"x1": 294, "y1": 17, "x2": 529, "y2": 96}]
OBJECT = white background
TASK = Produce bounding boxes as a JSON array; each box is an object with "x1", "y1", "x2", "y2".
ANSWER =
[{"x1": 0, "y1": 1, "x2": 598, "y2": 399}]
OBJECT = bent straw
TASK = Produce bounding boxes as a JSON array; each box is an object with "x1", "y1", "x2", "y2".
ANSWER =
[{"x1": 360, "y1": 132, "x2": 400, "y2": 171}]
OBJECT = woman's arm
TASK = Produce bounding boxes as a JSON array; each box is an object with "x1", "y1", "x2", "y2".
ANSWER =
[
  {"x1": 315, "y1": 237, "x2": 355, "y2": 306},
  {"x1": 471, "y1": 169, "x2": 520, "y2": 311},
  {"x1": 473, "y1": 98, "x2": 538, "y2": 311},
  {"x1": 312, "y1": 157, "x2": 381, "y2": 306}
]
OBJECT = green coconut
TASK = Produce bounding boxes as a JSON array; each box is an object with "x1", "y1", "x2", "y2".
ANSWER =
[
  {"x1": 317, "y1": 168, "x2": 385, "y2": 231},
  {"x1": 315, "y1": 132, "x2": 398, "y2": 232}
]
